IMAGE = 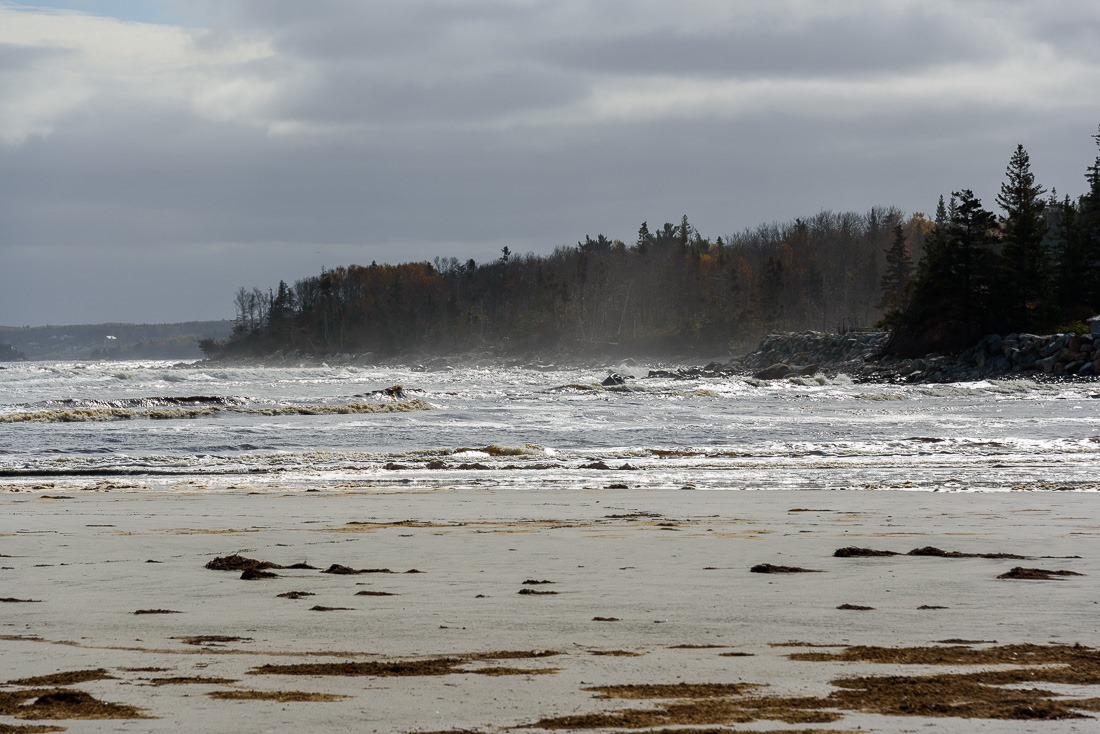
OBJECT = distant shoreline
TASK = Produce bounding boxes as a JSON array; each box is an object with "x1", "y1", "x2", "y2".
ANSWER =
[{"x1": 0, "y1": 320, "x2": 233, "y2": 361}]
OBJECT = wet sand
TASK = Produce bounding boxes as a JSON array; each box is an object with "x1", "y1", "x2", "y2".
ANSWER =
[{"x1": 1, "y1": 487, "x2": 1098, "y2": 732}]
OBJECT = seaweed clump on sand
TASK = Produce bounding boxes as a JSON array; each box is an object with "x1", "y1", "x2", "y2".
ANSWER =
[
  {"x1": 465, "y1": 667, "x2": 559, "y2": 676},
  {"x1": 250, "y1": 659, "x2": 462, "y2": 677},
  {"x1": 0, "y1": 689, "x2": 147, "y2": 720},
  {"x1": 205, "y1": 555, "x2": 282, "y2": 572},
  {"x1": 133, "y1": 608, "x2": 182, "y2": 614},
  {"x1": 786, "y1": 643, "x2": 1099, "y2": 668},
  {"x1": 527, "y1": 644, "x2": 1100, "y2": 729},
  {"x1": 322, "y1": 564, "x2": 393, "y2": 575},
  {"x1": 997, "y1": 567, "x2": 1083, "y2": 580},
  {"x1": 0, "y1": 722, "x2": 67, "y2": 732},
  {"x1": 750, "y1": 564, "x2": 820, "y2": 574},
  {"x1": 174, "y1": 635, "x2": 252, "y2": 646},
  {"x1": 240, "y1": 569, "x2": 279, "y2": 580},
  {"x1": 7, "y1": 670, "x2": 113, "y2": 687},
  {"x1": 833, "y1": 547, "x2": 898, "y2": 557},
  {"x1": 147, "y1": 676, "x2": 238, "y2": 686},
  {"x1": 907, "y1": 546, "x2": 1026, "y2": 560},
  {"x1": 250, "y1": 651, "x2": 559, "y2": 678},
  {"x1": 589, "y1": 683, "x2": 758, "y2": 699},
  {"x1": 528, "y1": 687, "x2": 840, "y2": 729},
  {"x1": 207, "y1": 690, "x2": 347, "y2": 702}
]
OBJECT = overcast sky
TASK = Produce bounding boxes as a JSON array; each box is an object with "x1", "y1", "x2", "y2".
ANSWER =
[{"x1": 2, "y1": 0, "x2": 1099, "y2": 326}]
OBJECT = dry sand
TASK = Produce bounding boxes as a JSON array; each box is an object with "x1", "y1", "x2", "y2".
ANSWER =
[{"x1": 1, "y1": 486, "x2": 1098, "y2": 733}]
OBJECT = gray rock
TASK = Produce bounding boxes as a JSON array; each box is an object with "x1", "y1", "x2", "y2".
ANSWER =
[
  {"x1": 754, "y1": 363, "x2": 792, "y2": 380},
  {"x1": 1036, "y1": 355, "x2": 1058, "y2": 374}
]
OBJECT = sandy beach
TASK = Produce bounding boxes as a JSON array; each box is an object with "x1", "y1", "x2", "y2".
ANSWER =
[{"x1": 1, "y1": 485, "x2": 1097, "y2": 733}]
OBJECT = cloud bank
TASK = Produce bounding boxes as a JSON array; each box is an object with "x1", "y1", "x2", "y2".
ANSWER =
[{"x1": 1, "y1": 0, "x2": 1098, "y2": 325}]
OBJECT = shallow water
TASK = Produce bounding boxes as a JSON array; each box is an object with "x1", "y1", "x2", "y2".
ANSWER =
[{"x1": 1, "y1": 359, "x2": 1097, "y2": 492}]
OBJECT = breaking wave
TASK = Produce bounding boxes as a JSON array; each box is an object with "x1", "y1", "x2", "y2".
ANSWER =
[{"x1": 0, "y1": 398, "x2": 432, "y2": 423}]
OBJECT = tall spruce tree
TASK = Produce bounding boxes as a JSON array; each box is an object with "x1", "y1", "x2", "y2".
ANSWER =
[
  {"x1": 947, "y1": 189, "x2": 1000, "y2": 334},
  {"x1": 888, "y1": 190, "x2": 999, "y2": 355},
  {"x1": 996, "y1": 144, "x2": 1049, "y2": 331},
  {"x1": 1053, "y1": 194, "x2": 1085, "y2": 315},
  {"x1": 879, "y1": 223, "x2": 913, "y2": 311},
  {"x1": 1077, "y1": 124, "x2": 1100, "y2": 310}
]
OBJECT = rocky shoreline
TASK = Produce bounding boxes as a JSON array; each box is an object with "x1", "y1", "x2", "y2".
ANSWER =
[
  {"x1": 195, "y1": 329, "x2": 1100, "y2": 384},
  {"x1": 728, "y1": 330, "x2": 1100, "y2": 383}
]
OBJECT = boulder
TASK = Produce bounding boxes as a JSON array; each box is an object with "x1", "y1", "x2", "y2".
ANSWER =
[
  {"x1": 1036, "y1": 355, "x2": 1058, "y2": 374},
  {"x1": 753, "y1": 363, "x2": 792, "y2": 380}
]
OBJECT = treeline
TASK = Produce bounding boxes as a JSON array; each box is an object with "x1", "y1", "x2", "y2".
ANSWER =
[
  {"x1": 887, "y1": 126, "x2": 1100, "y2": 356},
  {"x1": 204, "y1": 208, "x2": 930, "y2": 359},
  {"x1": 204, "y1": 124, "x2": 1100, "y2": 362},
  {"x1": 1, "y1": 321, "x2": 233, "y2": 361}
]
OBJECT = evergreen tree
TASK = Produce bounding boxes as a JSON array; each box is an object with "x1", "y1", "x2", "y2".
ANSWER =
[
  {"x1": 934, "y1": 195, "x2": 948, "y2": 227},
  {"x1": 946, "y1": 189, "x2": 1000, "y2": 332},
  {"x1": 635, "y1": 221, "x2": 652, "y2": 255},
  {"x1": 888, "y1": 190, "x2": 999, "y2": 355},
  {"x1": 879, "y1": 223, "x2": 913, "y2": 311},
  {"x1": 1053, "y1": 194, "x2": 1084, "y2": 314},
  {"x1": 996, "y1": 144, "x2": 1049, "y2": 330},
  {"x1": 1077, "y1": 124, "x2": 1100, "y2": 310}
]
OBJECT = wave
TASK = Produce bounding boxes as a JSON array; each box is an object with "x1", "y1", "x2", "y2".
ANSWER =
[
  {"x1": 0, "y1": 398, "x2": 432, "y2": 423},
  {"x1": 44, "y1": 395, "x2": 247, "y2": 409}
]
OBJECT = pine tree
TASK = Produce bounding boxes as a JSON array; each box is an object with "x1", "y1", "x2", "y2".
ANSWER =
[{"x1": 996, "y1": 144, "x2": 1049, "y2": 330}]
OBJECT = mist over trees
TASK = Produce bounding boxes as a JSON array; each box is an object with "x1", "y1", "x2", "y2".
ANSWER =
[
  {"x1": 205, "y1": 125, "x2": 1100, "y2": 361},
  {"x1": 206, "y1": 207, "x2": 924, "y2": 359}
]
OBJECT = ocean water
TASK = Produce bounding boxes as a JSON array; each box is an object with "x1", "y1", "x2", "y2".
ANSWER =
[{"x1": 1, "y1": 359, "x2": 1098, "y2": 493}]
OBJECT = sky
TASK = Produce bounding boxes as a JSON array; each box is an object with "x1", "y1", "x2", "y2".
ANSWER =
[{"x1": 1, "y1": 1, "x2": 1099, "y2": 326}]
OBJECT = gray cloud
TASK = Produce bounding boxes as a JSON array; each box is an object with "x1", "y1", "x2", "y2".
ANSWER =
[
  {"x1": 534, "y1": 9, "x2": 992, "y2": 80},
  {"x1": 273, "y1": 64, "x2": 587, "y2": 127}
]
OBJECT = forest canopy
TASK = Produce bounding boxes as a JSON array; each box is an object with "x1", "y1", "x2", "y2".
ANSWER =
[{"x1": 203, "y1": 126, "x2": 1100, "y2": 361}]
